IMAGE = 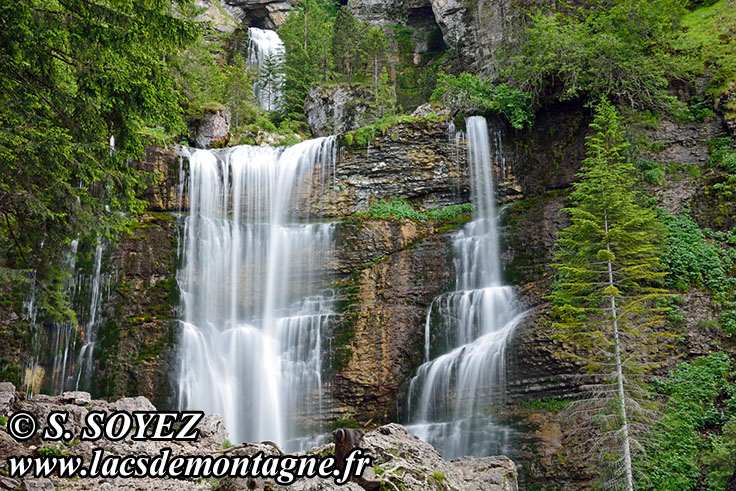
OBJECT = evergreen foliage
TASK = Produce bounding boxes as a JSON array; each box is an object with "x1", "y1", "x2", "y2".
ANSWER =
[
  {"x1": 550, "y1": 99, "x2": 672, "y2": 489},
  {"x1": 0, "y1": 0, "x2": 197, "y2": 320}
]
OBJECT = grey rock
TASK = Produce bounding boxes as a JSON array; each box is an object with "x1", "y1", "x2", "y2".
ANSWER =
[
  {"x1": 223, "y1": 0, "x2": 293, "y2": 29},
  {"x1": 191, "y1": 107, "x2": 231, "y2": 149},
  {"x1": 195, "y1": 0, "x2": 239, "y2": 32},
  {"x1": 0, "y1": 391, "x2": 14, "y2": 416},
  {"x1": 0, "y1": 477, "x2": 20, "y2": 490},
  {"x1": 429, "y1": 0, "x2": 465, "y2": 43},
  {"x1": 356, "y1": 423, "x2": 517, "y2": 490},
  {"x1": 411, "y1": 102, "x2": 450, "y2": 118},
  {"x1": 60, "y1": 391, "x2": 91, "y2": 405},
  {"x1": 113, "y1": 396, "x2": 156, "y2": 412},
  {"x1": 0, "y1": 382, "x2": 15, "y2": 393},
  {"x1": 305, "y1": 84, "x2": 375, "y2": 137},
  {"x1": 196, "y1": 413, "x2": 228, "y2": 448},
  {"x1": 21, "y1": 479, "x2": 54, "y2": 491}
]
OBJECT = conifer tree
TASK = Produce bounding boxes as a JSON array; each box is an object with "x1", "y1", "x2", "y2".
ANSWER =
[
  {"x1": 550, "y1": 99, "x2": 672, "y2": 490},
  {"x1": 258, "y1": 50, "x2": 285, "y2": 112},
  {"x1": 332, "y1": 6, "x2": 360, "y2": 81}
]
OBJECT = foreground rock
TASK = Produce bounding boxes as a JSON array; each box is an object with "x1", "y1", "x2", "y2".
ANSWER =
[{"x1": 0, "y1": 385, "x2": 517, "y2": 490}]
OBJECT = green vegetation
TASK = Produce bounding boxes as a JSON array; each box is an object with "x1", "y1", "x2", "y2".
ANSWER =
[
  {"x1": 365, "y1": 198, "x2": 427, "y2": 221},
  {"x1": 431, "y1": 73, "x2": 534, "y2": 129},
  {"x1": 429, "y1": 470, "x2": 446, "y2": 483},
  {"x1": 278, "y1": 1, "x2": 393, "y2": 118},
  {"x1": 636, "y1": 353, "x2": 736, "y2": 491},
  {"x1": 0, "y1": 0, "x2": 197, "y2": 322},
  {"x1": 37, "y1": 444, "x2": 67, "y2": 457},
  {"x1": 507, "y1": 0, "x2": 685, "y2": 110},
  {"x1": 549, "y1": 100, "x2": 671, "y2": 489},
  {"x1": 660, "y1": 211, "x2": 736, "y2": 336},
  {"x1": 360, "y1": 197, "x2": 473, "y2": 223},
  {"x1": 517, "y1": 397, "x2": 574, "y2": 412},
  {"x1": 677, "y1": 0, "x2": 736, "y2": 123}
]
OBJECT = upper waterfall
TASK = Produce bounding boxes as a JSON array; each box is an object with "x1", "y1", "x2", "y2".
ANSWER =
[
  {"x1": 407, "y1": 116, "x2": 525, "y2": 459},
  {"x1": 176, "y1": 137, "x2": 337, "y2": 450},
  {"x1": 246, "y1": 27, "x2": 285, "y2": 112}
]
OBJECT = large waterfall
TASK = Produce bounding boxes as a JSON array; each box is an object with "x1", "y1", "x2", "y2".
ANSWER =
[
  {"x1": 176, "y1": 138, "x2": 337, "y2": 450},
  {"x1": 406, "y1": 116, "x2": 525, "y2": 459},
  {"x1": 246, "y1": 27, "x2": 284, "y2": 111}
]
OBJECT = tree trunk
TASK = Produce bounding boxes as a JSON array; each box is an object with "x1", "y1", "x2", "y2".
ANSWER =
[
  {"x1": 727, "y1": 465, "x2": 736, "y2": 491},
  {"x1": 604, "y1": 210, "x2": 634, "y2": 491}
]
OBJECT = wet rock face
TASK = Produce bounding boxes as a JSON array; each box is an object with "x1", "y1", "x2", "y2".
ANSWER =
[
  {"x1": 190, "y1": 106, "x2": 231, "y2": 149},
  {"x1": 305, "y1": 84, "x2": 375, "y2": 137},
  {"x1": 331, "y1": 221, "x2": 455, "y2": 422},
  {"x1": 133, "y1": 147, "x2": 180, "y2": 212},
  {"x1": 92, "y1": 213, "x2": 179, "y2": 407}
]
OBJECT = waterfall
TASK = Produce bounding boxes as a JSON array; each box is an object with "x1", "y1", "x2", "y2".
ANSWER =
[
  {"x1": 246, "y1": 27, "x2": 285, "y2": 112},
  {"x1": 406, "y1": 116, "x2": 525, "y2": 459},
  {"x1": 23, "y1": 241, "x2": 108, "y2": 395},
  {"x1": 176, "y1": 137, "x2": 337, "y2": 450}
]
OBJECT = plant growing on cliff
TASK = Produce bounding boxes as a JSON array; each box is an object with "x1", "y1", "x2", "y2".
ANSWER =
[
  {"x1": 431, "y1": 73, "x2": 533, "y2": 129},
  {"x1": 507, "y1": 0, "x2": 686, "y2": 110},
  {"x1": 550, "y1": 99, "x2": 672, "y2": 489}
]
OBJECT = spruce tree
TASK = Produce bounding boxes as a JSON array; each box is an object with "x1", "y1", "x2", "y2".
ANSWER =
[{"x1": 550, "y1": 99, "x2": 672, "y2": 490}]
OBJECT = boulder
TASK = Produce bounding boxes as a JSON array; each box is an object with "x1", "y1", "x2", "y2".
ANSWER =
[
  {"x1": 339, "y1": 423, "x2": 518, "y2": 490},
  {"x1": 191, "y1": 106, "x2": 231, "y2": 149},
  {"x1": 305, "y1": 84, "x2": 375, "y2": 137}
]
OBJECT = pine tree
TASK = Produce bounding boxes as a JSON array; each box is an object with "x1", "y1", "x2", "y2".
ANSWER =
[
  {"x1": 550, "y1": 99, "x2": 672, "y2": 490},
  {"x1": 364, "y1": 27, "x2": 387, "y2": 93},
  {"x1": 258, "y1": 50, "x2": 285, "y2": 112},
  {"x1": 374, "y1": 67, "x2": 396, "y2": 118},
  {"x1": 332, "y1": 6, "x2": 359, "y2": 81}
]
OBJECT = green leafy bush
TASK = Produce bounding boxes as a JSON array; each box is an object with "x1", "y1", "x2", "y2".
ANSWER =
[
  {"x1": 507, "y1": 0, "x2": 686, "y2": 110},
  {"x1": 366, "y1": 198, "x2": 427, "y2": 221},
  {"x1": 431, "y1": 73, "x2": 533, "y2": 129},
  {"x1": 637, "y1": 353, "x2": 736, "y2": 490},
  {"x1": 425, "y1": 203, "x2": 473, "y2": 220},
  {"x1": 660, "y1": 211, "x2": 732, "y2": 293}
]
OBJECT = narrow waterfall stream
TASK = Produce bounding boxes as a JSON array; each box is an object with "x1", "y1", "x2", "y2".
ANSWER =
[
  {"x1": 407, "y1": 116, "x2": 525, "y2": 459},
  {"x1": 23, "y1": 241, "x2": 109, "y2": 395},
  {"x1": 176, "y1": 137, "x2": 337, "y2": 450}
]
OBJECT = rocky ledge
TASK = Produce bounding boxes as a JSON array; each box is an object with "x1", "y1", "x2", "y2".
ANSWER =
[{"x1": 0, "y1": 383, "x2": 518, "y2": 490}]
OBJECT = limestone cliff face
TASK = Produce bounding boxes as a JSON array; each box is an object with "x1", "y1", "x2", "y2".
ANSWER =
[
  {"x1": 91, "y1": 213, "x2": 180, "y2": 408},
  {"x1": 331, "y1": 220, "x2": 456, "y2": 422}
]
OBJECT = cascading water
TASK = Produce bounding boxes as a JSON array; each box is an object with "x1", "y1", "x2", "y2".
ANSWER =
[
  {"x1": 246, "y1": 27, "x2": 285, "y2": 111},
  {"x1": 176, "y1": 137, "x2": 337, "y2": 450},
  {"x1": 23, "y1": 241, "x2": 109, "y2": 395},
  {"x1": 407, "y1": 116, "x2": 525, "y2": 459}
]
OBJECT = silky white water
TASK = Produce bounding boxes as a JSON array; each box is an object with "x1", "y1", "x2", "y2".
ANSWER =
[
  {"x1": 246, "y1": 27, "x2": 285, "y2": 111},
  {"x1": 407, "y1": 116, "x2": 524, "y2": 459},
  {"x1": 176, "y1": 137, "x2": 337, "y2": 450}
]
